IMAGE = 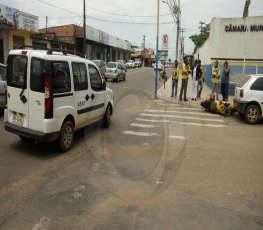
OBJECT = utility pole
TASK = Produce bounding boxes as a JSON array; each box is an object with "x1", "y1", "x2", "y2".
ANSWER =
[
  {"x1": 175, "y1": 0, "x2": 180, "y2": 61},
  {"x1": 83, "y1": 0, "x2": 86, "y2": 58},
  {"x1": 45, "y1": 16, "x2": 48, "y2": 33},
  {"x1": 180, "y1": 28, "x2": 185, "y2": 59},
  {"x1": 199, "y1": 21, "x2": 205, "y2": 33},
  {"x1": 142, "y1": 35, "x2": 146, "y2": 67}
]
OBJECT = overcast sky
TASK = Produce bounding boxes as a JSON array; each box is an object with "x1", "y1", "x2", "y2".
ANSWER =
[{"x1": 3, "y1": 0, "x2": 263, "y2": 60}]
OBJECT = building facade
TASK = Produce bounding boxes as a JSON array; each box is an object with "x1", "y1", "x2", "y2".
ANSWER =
[{"x1": 194, "y1": 16, "x2": 263, "y2": 94}]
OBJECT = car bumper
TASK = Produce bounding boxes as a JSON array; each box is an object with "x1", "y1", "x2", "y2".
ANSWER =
[
  {"x1": 234, "y1": 99, "x2": 249, "y2": 114},
  {"x1": 4, "y1": 122, "x2": 59, "y2": 142},
  {"x1": 105, "y1": 73, "x2": 118, "y2": 79}
]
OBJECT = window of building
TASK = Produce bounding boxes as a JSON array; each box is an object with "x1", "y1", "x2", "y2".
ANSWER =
[
  {"x1": 32, "y1": 42, "x2": 47, "y2": 49},
  {"x1": 13, "y1": 35, "x2": 25, "y2": 49}
]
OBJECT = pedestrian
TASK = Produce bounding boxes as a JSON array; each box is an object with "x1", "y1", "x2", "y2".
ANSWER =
[
  {"x1": 221, "y1": 61, "x2": 230, "y2": 101},
  {"x1": 171, "y1": 60, "x2": 179, "y2": 97},
  {"x1": 211, "y1": 60, "x2": 220, "y2": 100},
  {"x1": 191, "y1": 60, "x2": 198, "y2": 101},
  {"x1": 197, "y1": 60, "x2": 204, "y2": 99},
  {"x1": 179, "y1": 57, "x2": 191, "y2": 101}
]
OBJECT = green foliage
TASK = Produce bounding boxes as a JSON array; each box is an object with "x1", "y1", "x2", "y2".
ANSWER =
[{"x1": 189, "y1": 24, "x2": 210, "y2": 54}]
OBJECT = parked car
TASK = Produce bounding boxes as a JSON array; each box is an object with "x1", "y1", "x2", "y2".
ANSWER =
[
  {"x1": 92, "y1": 60, "x2": 106, "y2": 77},
  {"x1": 105, "y1": 62, "x2": 126, "y2": 82},
  {"x1": 234, "y1": 74, "x2": 263, "y2": 124},
  {"x1": 126, "y1": 60, "x2": 135, "y2": 68},
  {"x1": 134, "y1": 59, "x2": 142, "y2": 68},
  {"x1": 116, "y1": 60, "x2": 128, "y2": 72},
  {"x1": 0, "y1": 63, "x2": 7, "y2": 109},
  {"x1": 154, "y1": 62, "x2": 163, "y2": 71},
  {"x1": 4, "y1": 48, "x2": 114, "y2": 152}
]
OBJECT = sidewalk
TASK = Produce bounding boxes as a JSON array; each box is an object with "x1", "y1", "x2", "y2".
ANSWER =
[{"x1": 157, "y1": 74, "x2": 234, "y2": 106}]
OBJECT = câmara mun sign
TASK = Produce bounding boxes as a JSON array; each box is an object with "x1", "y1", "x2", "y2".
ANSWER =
[{"x1": 225, "y1": 24, "x2": 263, "y2": 32}]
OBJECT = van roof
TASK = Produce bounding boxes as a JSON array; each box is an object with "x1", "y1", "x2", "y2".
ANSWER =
[{"x1": 9, "y1": 48, "x2": 94, "y2": 64}]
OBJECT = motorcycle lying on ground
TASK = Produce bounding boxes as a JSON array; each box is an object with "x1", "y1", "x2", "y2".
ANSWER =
[
  {"x1": 159, "y1": 69, "x2": 168, "y2": 82},
  {"x1": 200, "y1": 94, "x2": 237, "y2": 117}
]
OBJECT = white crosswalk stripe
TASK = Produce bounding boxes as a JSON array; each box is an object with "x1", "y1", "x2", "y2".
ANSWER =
[
  {"x1": 123, "y1": 105, "x2": 227, "y2": 138},
  {"x1": 140, "y1": 113, "x2": 224, "y2": 123},
  {"x1": 136, "y1": 118, "x2": 227, "y2": 128}
]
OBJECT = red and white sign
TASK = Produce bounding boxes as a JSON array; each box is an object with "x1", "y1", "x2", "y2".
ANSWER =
[
  {"x1": 162, "y1": 34, "x2": 168, "y2": 44},
  {"x1": 162, "y1": 34, "x2": 169, "y2": 49}
]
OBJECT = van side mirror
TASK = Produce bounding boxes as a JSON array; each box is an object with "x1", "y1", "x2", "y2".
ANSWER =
[{"x1": 102, "y1": 81, "x2": 106, "y2": 90}]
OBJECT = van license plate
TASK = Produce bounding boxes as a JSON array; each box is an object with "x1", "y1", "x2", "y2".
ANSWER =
[{"x1": 12, "y1": 113, "x2": 24, "y2": 125}]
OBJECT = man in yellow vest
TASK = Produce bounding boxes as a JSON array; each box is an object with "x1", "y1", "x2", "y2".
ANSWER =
[
  {"x1": 171, "y1": 60, "x2": 179, "y2": 97},
  {"x1": 211, "y1": 60, "x2": 220, "y2": 100},
  {"x1": 179, "y1": 57, "x2": 191, "y2": 101}
]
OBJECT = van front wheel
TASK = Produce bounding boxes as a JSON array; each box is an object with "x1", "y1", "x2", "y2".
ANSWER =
[
  {"x1": 58, "y1": 120, "x2": 74, "y2": 152},
  {"x1": 103, "y1": 105, "x2": 111, "y2": 128}
]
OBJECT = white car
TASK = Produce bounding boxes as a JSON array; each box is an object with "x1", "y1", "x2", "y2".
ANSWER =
[
  {"x1": 4, "y1": 48, "x2": 114, "y2": 152},
  {"x1": 234, "y1": 74, "x2": 263, "y2": 124},
  {"x1": 0, "y1": 63, "x2": 7, "y2": 109},
  {"x1": 126, "y1": 60, "x2": 135, "y2": 68},
  {"x1": 154, "y1": 62, "x2": 163, "y2": 71},
  {"x1": 105, "y1": 62, "x2": 126, "y2": 82}
]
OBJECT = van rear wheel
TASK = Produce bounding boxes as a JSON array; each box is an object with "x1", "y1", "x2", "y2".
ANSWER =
[{"x1": 58, "y1": 120, "x2": 74, "y2": 152}]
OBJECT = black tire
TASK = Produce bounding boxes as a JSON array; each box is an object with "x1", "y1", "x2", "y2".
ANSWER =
[
  {"x1": 245, "y1": 104, "x2": 260, "y2": 124},
  {"x1": 103, "y1": 105, "x2": 111, "y2": 128},
  {"x1": 123, "y1": 75, "x2": 126, "y2": 81},
  {"x1": 58, "y1": 120, "x2": 74, "y2": 152},
  {"x1": 116, "y1": 75, "x2": 120, "y2": 83},
  {"x1": 105, "y1": 77, "x2": 107, "y2": 82}
]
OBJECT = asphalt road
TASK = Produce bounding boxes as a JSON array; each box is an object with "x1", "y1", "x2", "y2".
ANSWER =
[{"x1": 0, "y1": 67, "x2": 263, "y2": 230}]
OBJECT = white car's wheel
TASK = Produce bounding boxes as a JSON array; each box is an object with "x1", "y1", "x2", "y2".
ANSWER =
[
  {"x1": 103, "y1": 105, "x2": 111, "y2": 128},
  {"x1": 245, "y1": 104, "x2": 260, "y2": 124}
]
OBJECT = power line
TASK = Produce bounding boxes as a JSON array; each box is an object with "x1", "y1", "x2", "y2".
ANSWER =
[{"x1": 86, "y1": 5, "x2": 171, "y2": 18}]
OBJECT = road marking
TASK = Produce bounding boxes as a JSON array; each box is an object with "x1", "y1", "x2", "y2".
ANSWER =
[
  {"x1": 136, "y1": 118, "x2": 227, "y2": 128},
  {"x1": 169, "y1": 135, "x2": 187, "y2": 140},
  {"x1": 123, "y1": 130, "x2": 160, "y2": 136},
  {"x1": 140, "y1": 113, "x2": 224, "y2": 123},
  {"x1": 144, "y1": 109, "x2": 220, "y2": 117},
  {"x1": 130, "y1": 123, "x2": 155, "y2": 128}
]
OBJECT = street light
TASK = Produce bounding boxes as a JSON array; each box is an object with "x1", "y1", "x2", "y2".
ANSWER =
[{"x1": 162, "y1": 0, "x2": 181, "y2": 61}]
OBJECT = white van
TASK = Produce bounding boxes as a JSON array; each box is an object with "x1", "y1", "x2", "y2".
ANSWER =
[{"x1": 4, "y1": 48, "x2": 114, "y2": 152}]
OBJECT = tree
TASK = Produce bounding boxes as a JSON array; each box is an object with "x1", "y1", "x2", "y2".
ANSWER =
[{"x1": 189, "y1": 24, "x2": 210, "y2": 54}]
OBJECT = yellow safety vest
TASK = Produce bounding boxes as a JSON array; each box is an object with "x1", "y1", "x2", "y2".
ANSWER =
[
  {"x1": 172, "y1": 67, "x2": 179, "y2": 80},
  {"x1": 212, "y1": 67, "x2": 220, "y2": 84},
  {"x1": 182, "y1": 63, "x2": 190, "y2": 80}
]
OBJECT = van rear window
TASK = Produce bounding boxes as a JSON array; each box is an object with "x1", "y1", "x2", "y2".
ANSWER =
[
  {"x1": 7, "y1": 55, "x2": 27, "y2": 89},
  {"x1": 30, "y1": 57, "x2": 45, "y2": 92}
]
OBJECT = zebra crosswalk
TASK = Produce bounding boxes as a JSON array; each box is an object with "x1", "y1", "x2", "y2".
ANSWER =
[{"x1": 123, "y1": 104, "x2": 227, "y2": 138}]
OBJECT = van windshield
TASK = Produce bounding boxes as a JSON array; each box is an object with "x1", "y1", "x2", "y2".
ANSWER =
[{"x1": 7, "y1": 55, "x2": 27, "y2": 89}]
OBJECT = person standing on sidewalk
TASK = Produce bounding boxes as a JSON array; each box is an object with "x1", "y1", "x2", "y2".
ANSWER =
[
  {"x1": 179, "y1": 57, "x2": 191, "y2": 101},
  {"x1": 197, "y1": 60, "x2": 204, "y2": 99},
  {"x1": 191, "y1": 60, "x2": 198, "y2": 101},
  {"x1": 211, "y1": 60, "x2": 220, "y2": 100},
  {"x1": 221, "y1": 61, "x2": 230, "y2": 101},
  {"x1": 171, "y1": 60, "x2": 179, "y2": 97}
]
